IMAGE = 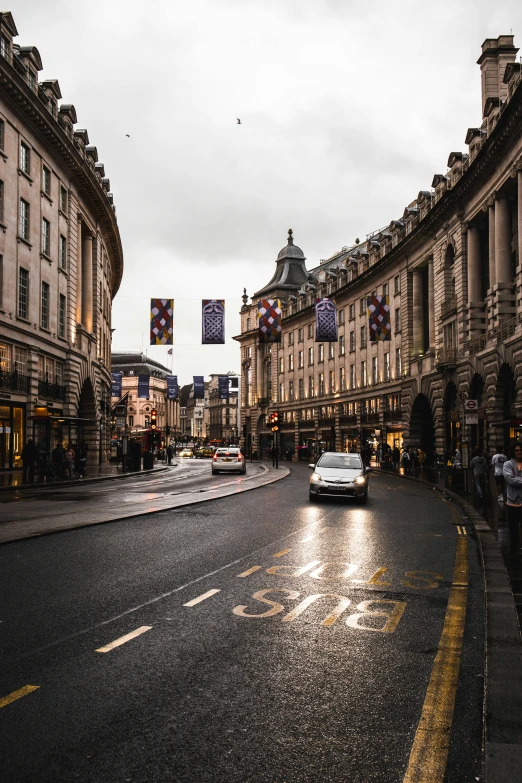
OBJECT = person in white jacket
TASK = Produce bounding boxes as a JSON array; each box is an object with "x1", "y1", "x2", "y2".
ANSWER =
[{"x1": 503, "y1": 441, "x2": 522, "y2": 554}]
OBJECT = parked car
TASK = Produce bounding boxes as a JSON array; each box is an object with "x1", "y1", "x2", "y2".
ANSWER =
[
  {"x1": 179, "y1": 448, "x2": 194, "y2": 458},
  {"x1": 212, "y1": 448, "x2": 246, "y2": 475},
  {"x1": 308, "y1": 452, "x2": 370, "y2": 503}
]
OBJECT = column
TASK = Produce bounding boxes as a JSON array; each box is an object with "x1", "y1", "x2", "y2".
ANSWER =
[
  {"x1": 81, "y1": 233, "x2": 93, "y2": 332},
  {"x1": 76, "y1": 219, "x2": 83, "y2": 325},
  {"x1": 518, "y1": 171, "x2": 522, "y2": 278},
  {"x1": 412, "y1": 269, "x2": 424, "y2": 356},
  {"x1": 428, "y1": 260, "x2": 435, "y2": 350},
  {"x1": 495, "y1": 196, "x2": 512, "y2": 283},
  {"x1": 467, "y1": 225, "x2": 482, "y2": 303},
  {"x1": 488, "y1": 203, "x2": 496, "y2": 289}
]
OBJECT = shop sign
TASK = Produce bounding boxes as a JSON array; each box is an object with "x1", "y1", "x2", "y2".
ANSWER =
[
  {"x1": 465, "y1": 414, "x2": 478, "y2": 425},
  {"x1": 0, "y1": 393, "x2": 11, "y2": 399}
]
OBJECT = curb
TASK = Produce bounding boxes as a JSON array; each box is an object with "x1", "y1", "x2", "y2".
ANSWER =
[
  {"x1": 378, "y1": 469, "x2": 522, "y2": 782},
  {"x1": 0, "y1": 466, "x2": 170, "y2": 493}
]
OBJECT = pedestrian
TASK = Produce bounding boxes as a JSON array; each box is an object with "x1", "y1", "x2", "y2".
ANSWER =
[
  {"x1": 64, "y1": 443, "x2": 75, "y2": 479},
  {"x1": 166, "y1": 444, "x2": 173, "y2": 465},
  {"x1": 52, "y1": 443, "x2": 65, "y2": 479},
  {"x1": 491, "y1": 447, "x2": 508, "y2": 505},
  {"x1": 454, "y1": 448, "x2": 461, "y2": 467},
  {"x1": 393, "y1": 446, "x2": 400, "y2": 472},
  {"x1": 503, "y1": 441, "x2": 522, "y2": 554},
  {"x1": 75, "y1": 440, "x2": 88, "y2": 478},
  {"x1": 21, "y1": 438, "x2": 37, "y2": 483},
  {"x1": 401, "y1": 449, "x2": 410, "y2": 474},
  {"x1": 470, "y1": 447, "x2": 487, "y2": 502}
]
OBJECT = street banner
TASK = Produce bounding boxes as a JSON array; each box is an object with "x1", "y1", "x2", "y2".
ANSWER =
[
  {"x1": 218, "y1": 376, "x2": 229, "y2": 399},
  {"x1": 138, "y1": 374, "x2": 150, "y2": 399},
  {"x1": 367, "y1": 295, "x2": 391, "y2": 341},
  {"x1": 202, "y1": 299, "x2": 225, "y2": 344},
  {"x1": 258, "y1": 298, "x2": 282, "y2": 343},
  {"x1": 193, "y1": 376, "x2": 205, "y2": 399},
  {"x1": 111, "y1": 372, "x2": 122, "y2": 398},
  {"x1": 315, "y1": 297, "x2": 338, "y2": 342},
  {"x1": 150, "y1": 298, "x2": 174, "y2": 345},
  {"x1": 166, "y1": 375, "x2": 178, "y2": 400}
]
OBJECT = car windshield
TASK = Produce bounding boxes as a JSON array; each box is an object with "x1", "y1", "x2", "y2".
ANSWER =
[
  {"x1": 218, "y1": 449, "x2": 239, "y2": 455},
  {"x1": 317, "y1": 454, "x2": 362, "y2": 469}
]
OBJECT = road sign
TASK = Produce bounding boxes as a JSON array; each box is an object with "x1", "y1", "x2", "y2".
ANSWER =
[
  {"x1": 464, "y1": 399, "x2": 478, "y2": 411},
  {"x1": 460, "y1": 392, "x2": 468, "y2": 401},
  {"x1": 465, "y1": 414, "x2": 479, "y2": 425},
  {"x1": 116, "y1": 416, "x2": 126, "y2": 428}
]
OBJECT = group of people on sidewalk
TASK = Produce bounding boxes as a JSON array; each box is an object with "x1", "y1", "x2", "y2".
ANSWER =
[{"x1": 21, "y1": 439, "x2": 89, "y2": 483}]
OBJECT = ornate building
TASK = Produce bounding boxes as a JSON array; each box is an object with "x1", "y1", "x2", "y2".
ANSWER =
[
  {"x1": 236, "y1": 35, "x2": 522, "y2": 461},
  {"x1": 208, "y1": 372, "x2": 240, "y2": 443},
  {"x1": 0, "y1": 12, "x2": 123, "y2": 470}
]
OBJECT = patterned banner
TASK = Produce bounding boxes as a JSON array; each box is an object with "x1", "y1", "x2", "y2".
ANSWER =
[
  {"x1": 150, "y1": 298, "x2": 174, "y2": 345},
  {"x1": 202, "y1": 299, "x2": 225, "y2": 344},
  {"x1": 258, "y1": 298, "x2": 282, "y2": 343},
  {"x1": 166, "y1": 375, "x2": 178, "y2": 400},
  {"x1": 367, "y1": 295, "x2": 391, "y2": 341},
  {"x1": 193, "y1": 376, "x2": 205, "y2": 399},
  {"x1": 138, "y1": 374, "x2": 150, "y2": 399},
  {"x1": 315, "y1": 297, "x2": 338, "y2": 342},
  {"x1": 218, "y1": 376, "x2": 229, "y2": 400},
  {"x1": 111, "y1": 372, "x2": 122, "y2": 398}
]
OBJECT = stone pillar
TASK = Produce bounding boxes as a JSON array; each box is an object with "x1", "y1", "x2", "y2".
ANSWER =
[
  {"x1": 495, "y1": 196, "x2": 512, "y2": 283},
  {"x1": 467, "y1": 225, "x2": 482, "y2": 302},
  {"x1": 412, "y1": 269, "x2": 424, "y2": 356},
  {"x1": 488, "y1": 203, "x2": 496, "y2": 288},
  {"x1": 81, "y1": 233, "x2": 93, "y2": 332},
  {"x1": 518, "y1": 171, "x2": 522, "y2": 276},
  {"x1": 428, "y1": 260, "x2": 435, "y2": 350},
  {"x1": 76, "y1": 219, "x2": 83, "y2": 325}
]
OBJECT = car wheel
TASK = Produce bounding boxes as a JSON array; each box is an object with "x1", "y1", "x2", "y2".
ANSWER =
[
  {"x1": 358, "y1": 490, "x2": 368, "y2": 505},
  {"x1": 309, "y1": 492, "x2": 319, "y2": 502},
  {"x1": 212, "y1": 469, "x2": 218, "y2": 475}
]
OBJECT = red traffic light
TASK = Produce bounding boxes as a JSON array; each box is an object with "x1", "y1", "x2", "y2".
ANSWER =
[{"x1": 150, "y1": 408, "x2": 157, "y2": 429}]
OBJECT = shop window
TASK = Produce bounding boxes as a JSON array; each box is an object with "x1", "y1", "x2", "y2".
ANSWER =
[
  {"x1": 14, "y1": 346, "x2": 26, "y2": 374},
  {"x1": 0, "y1": 341, "x2": 11, "y2": 371}
]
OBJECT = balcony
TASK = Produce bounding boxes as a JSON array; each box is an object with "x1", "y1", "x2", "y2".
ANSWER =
[
  {"x1": 361, "y1": 412, "x2": 380, "y2": 424},
  {"x1": 383, "y1": 409, "x2": 401, "y2": 421},
  {"x1": 38, "y1": 379, "x2": 67, "y2": 401},
  {"x1": 340, "y1": 415, "x2": 357, "y2": 425},
  {"x1": 440, "y1": 296, "x2": 457, "y2": 320},
  {"x1": 0, "y1": 370, "x2": 29, "y2": 393},
  {"x1": 435, "y1": 348, "x2": 457, "y2": 369}
]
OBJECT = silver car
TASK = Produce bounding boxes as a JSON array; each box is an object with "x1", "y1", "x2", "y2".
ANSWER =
[
  {"x1": 212, "y1": 447, "x2": 246, "y2": 475},
  {"x1": 309, "y1": 452, "x2": 370, "y2": 503}
]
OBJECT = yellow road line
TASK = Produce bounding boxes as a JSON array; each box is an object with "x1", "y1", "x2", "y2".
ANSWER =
[
  {"x1": 237, "y1": 566, "x2": 262, "y2": 578},
  {"x1": 273, "y1": 549, "x2": 290, "y2": 558},
  {"x1": 402, "y1": 535, "x2": 469, "y2": 783},
  {"x1": 183, "y1": 588, "x2": 221, "y2": 607},
  {"x1": 0, "y1": 685, "x2": 39, "y2": 709},
  {"x1": 96, "y1": 626, "x2": 152, "y2": 653}
]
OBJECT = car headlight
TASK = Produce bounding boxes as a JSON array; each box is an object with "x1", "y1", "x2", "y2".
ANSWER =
[
  {"x1": 311, "y1": 472, "x2": 322, "y2": 482},
  {"x1": 354, "y1": 475, "x2": 366, "y2": 485}
]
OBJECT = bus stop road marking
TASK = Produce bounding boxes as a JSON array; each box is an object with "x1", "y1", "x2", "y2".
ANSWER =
[{"x1": 183, "y1": 589, "x2": 221, "y2": 607}]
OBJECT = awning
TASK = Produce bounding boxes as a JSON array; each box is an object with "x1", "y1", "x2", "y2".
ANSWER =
[{"x1": 489, "y1": 420, "x2": 522, "y2": 428}]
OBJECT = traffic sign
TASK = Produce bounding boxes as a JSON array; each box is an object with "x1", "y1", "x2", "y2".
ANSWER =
[
  {"x1": 460, "y1": 392, "x2": 468, "y2": 401},
  {"x1": 464, "y1": 399, "x2": 478, "y2": 411}
]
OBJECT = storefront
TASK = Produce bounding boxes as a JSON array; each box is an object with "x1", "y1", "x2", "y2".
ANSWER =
[
  {"x1": 0, "y1": 400, "x2": 26, "y2": 470},
  {"x1": 30, "y1": 411, "x2": 91, "y2": 461},
  {"x1": 385, "y1": 424, "x2": 403, "y2": 452}
]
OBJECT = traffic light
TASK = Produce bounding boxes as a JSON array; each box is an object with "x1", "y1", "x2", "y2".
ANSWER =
[
  {"x1": 269, "y1": 411, "x2": 280, "y2": 432},
  {"x1": 150, "y1": 408, "x2": 157, "y2": 429}
]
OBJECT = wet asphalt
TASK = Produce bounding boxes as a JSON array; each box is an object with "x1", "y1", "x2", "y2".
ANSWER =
[{"x1": 0, "y1": 463, "x2": 485, "y2": 782}]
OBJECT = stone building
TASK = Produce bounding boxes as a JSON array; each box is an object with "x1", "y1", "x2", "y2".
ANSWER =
[
  {"x1": 0, "y1": 12, "x2": 123, "y2": 470},
  {"x1": 208, "y1": 372, "x2": 240, "y2": 443},
  {"x1": 236, "y1": 35, "x2": 522, "y2": 462},
  {"x1": 110, "y1": 353, "x2": 180, "y2": 438},
  {"x1": 183, "y1": 380, "x2": 210, "y2": 441}
]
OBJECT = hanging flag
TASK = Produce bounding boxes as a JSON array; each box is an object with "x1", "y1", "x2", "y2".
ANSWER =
[
  {"x1": 138, "y1": 374, "x2": 150, "y2": 399},
  {"x1": 202, "y1": 299, "x2": 225, "y2": 344},
  {"x1": 258, "y1": 298, "x2": 282, "y2": 343},
  {"x1": 367, "y1": 295, "x2": 391, "y2": 341},
  {"x1": 315, "y1": 297, "x2": 338, "y2": 342},
  {"x1": 218, "y1": 376, "x2": 229, "y2": 399},
  {"x1": 193, "y1": 376, "x2": 205, "y2": 399},
  {"x1": 166, "y1": 375, "x2": 178, "y2": 399},
  {"x1": 150, "y1": 298, "x2": 174, "y2": 345},
  {"x1": 111, "y1": 372, "x2": 123, "y2": 398}
]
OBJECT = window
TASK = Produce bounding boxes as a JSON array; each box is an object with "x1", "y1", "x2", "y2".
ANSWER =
[
  {"x1": 19, "y1": 198, "x2": 29, "y2": 240},
  {"x1": 394, "y1": 275, "x2": 400, "y2": 295},
  {"x1": 129, "y1": 416, "x2": 134, "y2": 427},
  {"x1": 384, "y1": 352, "x2": 390, "y2": 381},
  {"x1": 318, "y1": 373, "x2": 324, "y2": 395},
  {"x1": 307, "y1": 324, "x2": 314, "y2": 338},
  {"x1": 42, "y1": 165, "x2": 51, "y2": 195},
  {"x1": 279, "y1": 382, "x2": 285, "y2": 403},
  {"x1": 288, "y1": 354, "x2": 293, "y2": 371},
  {"x1": 0, "y1": 119, "x2": 4, "y2": 150},
  {"x1": 372, "y1": 356, "x2": 377, "y2": 385},
  {"x1": 349, "y1": 331, "x2": 355, "y2": 352},
  {"x1": 55, "y1": 361, "x2": 63, "y2": 386},
  {"x1": 340, "y1": 366, "x2": 346, "y2": 391},
  {"x1": 318, "y1": 344, "x2": 324, "y2": 362},
  {"x1": 0, "y1": 179, "x2": 3, "y2": 222},
  {"x1": 395, "y1": 307, "x2": 401, "y2": 332},
  {"x1": 0, "y1": 254, "x2": 3, "y2": 308},
  {"x1": 308, "y1": 376, "x2": 314, "y2": 397},
  {"x1": 396, "y1": 347, "x2": 402, "y2": 377},
  {"x1": 350, "y1": 365, "x2": 355, "y2": 390},
  {"x1": 360, "y1": 297, "x2": 366, "y2": 315},
  {"x1": 0, "y1": 342, "x2": 11, "y2": 371},
  {"x1": 329, "y1": 370, "x2": 335, "y2": 394},
  {"x1": 360, "y1": 326, "x2": 367, "y2": 349},
  {"x1": 288, "y1": 332, "x2": 294, "y2": 346},
  {"x1": 298, "y1": 349, "x2": 304, "y2": 369},
  {"x1": 279, "y1": 356, "x2": 284, "y2": 373},
  {"x1": 42, "y1": 218, "x2": 51, "y2": 256},
  {"x1": 60, "y1": 186, "x2": 68, "y2": 212},
  {"x1": 59, "y1": 294, "x2": 66, "y2": 338},
  {"x1": 59, "y1": 235, "x2": 67, "y2": 270},
  {"x1": 41, "y1": 282, "x2": 49, "y2": 329},
  {"x1": 308, "y1": 346, "x2": 314, "y2": 365},
  {"x1": 18, "y1": 268, "x2": 28, "y2": 319},
  {"x1": 328, "y1": 342, "x2": 334, "y2": 360},
  {"x1": 361, "y1": 360, "x2": 367, "y2": 387},
  {"x1": 383, "y1": 282, "x2": 388, "y2": 298},
  {"x1": 14, "y1": 346, "x2": 26, "y2": 374},
  {"x1": 298, "y1": 327, "x2": 303, "y2": 342},
  {"x1": 20, "y1": 141, "x2": 30, "y2": 174},
  {"x1": 246, "y1": 346, "x2": 251, "y2": 359},
  {"x1": 338, "y1": 308, "x2": 345, "y2": 325},
  {"x1": 0, "y1": 35, "x2": 9, "y2": 60},
  {"x1": 339, "y1": 334, "x2": 345, "y2": 355},
  {"x1": 349, "y1": 303, "x2": 355, "y2": 321},
  {"x1": 299, "y1": 378, "x2": 304, "y2": 399},
  {"x1": 289, "y1": 380, "x2": 294, "y2": 401},
  {"x1": 45, "y1": 356, "x2": 54, "y2": 382},
  {"x1": 28, "y1": 69, "x2": 36, "y2": 90}
]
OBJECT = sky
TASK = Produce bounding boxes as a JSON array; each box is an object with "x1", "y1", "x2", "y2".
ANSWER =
[{"x1": 13, "y1": 0, "x2": 522, "y2": 384}]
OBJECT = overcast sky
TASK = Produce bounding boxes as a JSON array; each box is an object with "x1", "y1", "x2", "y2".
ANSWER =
[{"x1": 13, "y1": 0, "x2": 522, "y2": 384}]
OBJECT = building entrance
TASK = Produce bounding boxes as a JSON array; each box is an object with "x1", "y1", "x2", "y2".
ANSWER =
[{"x1": 0, "y1": 403, "x2": 25, "y2": 470}]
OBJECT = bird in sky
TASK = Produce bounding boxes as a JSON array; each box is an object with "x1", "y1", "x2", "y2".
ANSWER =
[
  {"x1": 125, "y1": 134, "x2": 130, "y2": 137},
  {"x1": 236, "y1": 119, "x2": 241, "y2": 124}
]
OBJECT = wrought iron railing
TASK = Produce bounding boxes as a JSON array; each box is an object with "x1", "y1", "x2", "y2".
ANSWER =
[
  {"x1": 440, "y1": 296, "x2": 458, "y2": 319},
  {"x1": 383, "y1": 410, "x2": 401, "y2": 421},
  {"x1": 435, "y1": 348, "x2": 458, "y2": 367},
  {"x1": 38, "y1": 379, "x2": 67, "y2": 401},
  {"x1": 0, "y1": 370, "x2": 29, "y2": 393}
]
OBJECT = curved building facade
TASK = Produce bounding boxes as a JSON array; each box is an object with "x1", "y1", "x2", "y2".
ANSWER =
[
  {"x1": 0, "y1": 12, "x2": 123, "y2": 470},
  {"x1": 236, "y1": 35, "x2": 522, "y2": 462}
]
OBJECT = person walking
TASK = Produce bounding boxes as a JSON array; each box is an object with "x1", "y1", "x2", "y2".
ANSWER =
[
  {"x1": 503, "y1": 441, "x2": 522, "y2": 554},
  {"x1": 470, "y1": 447, "x2": 487, "y2": 503},
  {"x1": 393, "y1": 446, "x2": 400, "y2": 472},
  {"x1": 401, "y1": 449, "x2": 410, "y2": 474},
  {"x1": 64, "y1": 444, "x2": 75, "y2": 479},
  {"x1": 21, "y1": 438, "x2": 37, "y2": 483},
  {"x1": 166, "y1": 444, "x2": 173, "y2": 465},
  {"x1": 52, "y1": 443, "x2": 65, "y2": 480},
  {"x1": 75, "y1": 440, "x2": 88, "y2": 478},
  {"x1": 491, "y1": 447, "x2": 508, "y2": 505}
]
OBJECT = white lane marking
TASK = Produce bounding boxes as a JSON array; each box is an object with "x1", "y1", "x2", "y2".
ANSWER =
[
  {"x1": 183, "y1": 589, "x2": 221, "y2": 607},
  {"x1": 301, "y1": 526, "x2": 330, "y2": 542},
  {"x1": 96, "y1": 626, "x2": 152, "y2": 653}
]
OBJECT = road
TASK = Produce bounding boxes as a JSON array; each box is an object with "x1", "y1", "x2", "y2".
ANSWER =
[{"x1": 0, "y1": 463, "x2": 485, "y2": 782}]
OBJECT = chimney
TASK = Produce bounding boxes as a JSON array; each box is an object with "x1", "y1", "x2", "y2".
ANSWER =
[{"x1": 477, "y1": 35, "x2": 518, "y2": 116}]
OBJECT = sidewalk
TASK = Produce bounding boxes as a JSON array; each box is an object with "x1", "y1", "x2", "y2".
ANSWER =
[{"x1": 0, "y1": 462, "x2": 169, "y2": 491}]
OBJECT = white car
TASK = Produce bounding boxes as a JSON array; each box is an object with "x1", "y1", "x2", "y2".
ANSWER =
[
  {"x1": 309, "y1": 452, "x2": 370, "y2": 503},
  {"x1": 212, "y1": 448, "x2": 246, "y2": 475}
]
